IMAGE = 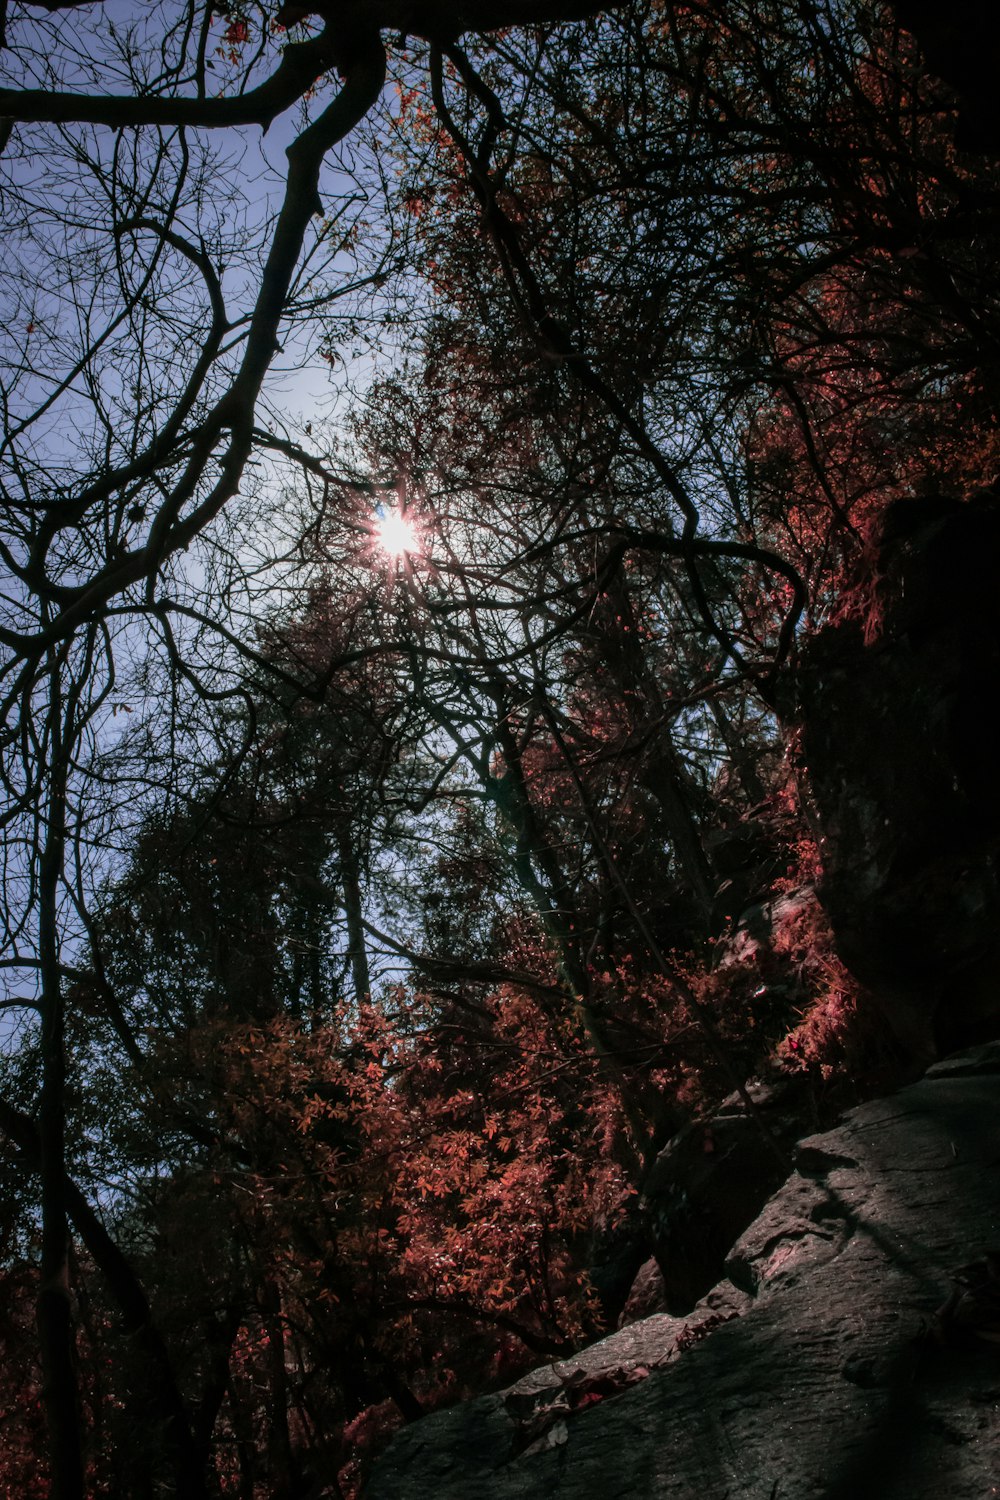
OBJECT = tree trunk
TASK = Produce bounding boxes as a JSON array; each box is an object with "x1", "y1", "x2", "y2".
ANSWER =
[
  {"x1": 263, "y1": 1279, "x2": 297, "y2": 1497},
  {"x1": 639, "y1": 746, "x2": 717, "y2": 919},
  {"x1": 586, "y1": 563, "x2": 717, "y2": 920},
  {"x1": 337, "y1": 823, "x2": 371, "y2": 1003},
  {"x1": 36, "y1": 734, "x2": 84, "y2": 1499},
  {"x1": 0, "y1": 1100, "x2": 207, "y2": 1497}
]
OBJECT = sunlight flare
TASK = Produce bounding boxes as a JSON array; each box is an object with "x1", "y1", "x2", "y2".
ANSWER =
[{"x1": 376, "y1": 509, "x2": 419, "y2": 558}]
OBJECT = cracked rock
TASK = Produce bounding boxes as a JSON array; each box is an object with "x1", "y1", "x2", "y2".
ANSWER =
[{"x1": 363, "y1": 1048, "x2": 1000, "y2": 1500}]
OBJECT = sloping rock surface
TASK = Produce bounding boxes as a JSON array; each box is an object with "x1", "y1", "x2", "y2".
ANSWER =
[
  {"x1": 639, "y1": 1072, "x2": 809, "y2": 1313},
  {"x1": 364, "y1": 1045, "x2": 1000, "y2": 1499}
]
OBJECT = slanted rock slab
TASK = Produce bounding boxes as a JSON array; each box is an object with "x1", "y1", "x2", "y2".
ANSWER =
[{"x1": 363, "y1": 1047, "x2": 1000, "y2": 1499}]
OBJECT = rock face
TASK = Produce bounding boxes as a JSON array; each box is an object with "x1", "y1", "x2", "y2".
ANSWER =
[
  {"x1": 364, "y1": 1045, "x2": 1000, "y2": 1500},
  {"x1": 790, "y1": 492, "x2": 1000, "y2": 1061},
  {"x1": 638, "y1": 1076, "x2": 807, "y2": 1314},
  {"x1": 890, "y1": 1, "x2": 1000, "y2": 152}
]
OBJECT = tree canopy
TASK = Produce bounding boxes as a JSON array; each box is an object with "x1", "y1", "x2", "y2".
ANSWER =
[{"x1": 2, "y1": 0, "x2": 999, "y2": 1494}]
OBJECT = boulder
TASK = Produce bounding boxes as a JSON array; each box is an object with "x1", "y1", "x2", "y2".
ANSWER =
[
  {"x1": 617, "y1": 1255, "x2": 668, "y2": 1324},
  {"x1": 363, "y1": 1044, "x2": 1000, "y2": 1499}
]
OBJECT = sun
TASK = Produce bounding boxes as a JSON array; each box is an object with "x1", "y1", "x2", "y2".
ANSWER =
[{"x1": 376, "y1": 509, "x2": 419, "y2": 558}]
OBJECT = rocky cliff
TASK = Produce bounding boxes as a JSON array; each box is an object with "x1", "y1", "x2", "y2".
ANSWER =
[
  {"x1": 789, "y1": 491, "x2": 1000, "y2": 1064},
  {"x1": 364, "y1": 1044, "x2": 1000, "y2": 1500}
]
